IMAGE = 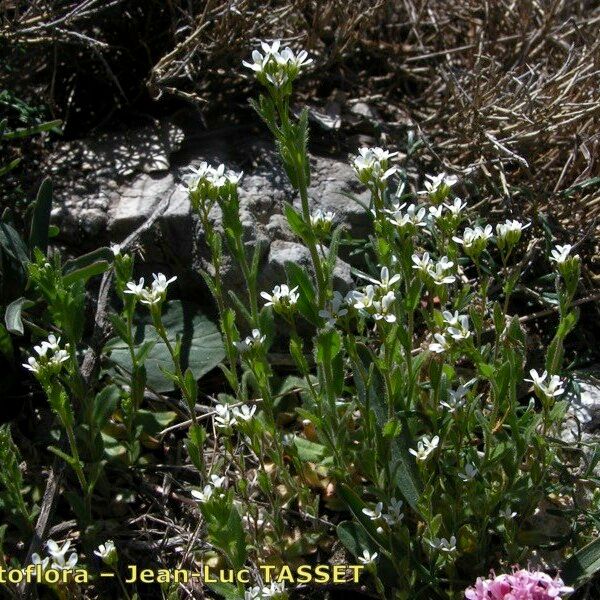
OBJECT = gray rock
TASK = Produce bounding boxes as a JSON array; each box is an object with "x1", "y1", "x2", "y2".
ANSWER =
[
  {"x1": 261, "y1": 240, "x2": 353, "y2": 294},
  {"x1": 561, "y1": 372, "x2": 600, "y2": 443},
  {"x1": 49, "y1": 123, "x2": 371, "y2": 310}
]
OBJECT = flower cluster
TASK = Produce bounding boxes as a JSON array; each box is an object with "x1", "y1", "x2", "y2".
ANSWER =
[
  {"x1": 31, "y1": 539, "x2": 79, "y2": 571},
  {"x1": 427, "y1": 535, "x2": 457, "y2": 553},
  {"x1": 243, "y1": 40, "x2": 312, "y2": 93},
  {"x1": 244, "y1": 581, "x2": 286, "y2": 600},
  {"x1": 412, "y1": 253, "x2": 456, "y2": 286},
  {"x1": 525, "y1": 369, "x2": 565, "y2": 400},
  {"x1": 309, "y1": 209, "x2": 335, "y2": 237},
  {"x1": 261, "y1": 284, "x2": 299, "y2": 314},
  {"x1": 419, "y1": 172, "x2": 458, "y2": 204},
  {"x1": 362, "y1": 498, "x2": 404, "y2": 530},
  {"x1": 465, "y1": 568, "x2": 573, "y2": 600},
  {"x1": 186, "y1": 162, "x2": 242, "y2": 211},
  {"x1": 214, "y1": 403, "x2": 257, "y2": 430},
  {"x1": 350, "y1": 268, "x2": 401, "y2": 324},
  {"x1": 22, "y1": 334, "x2": 70, "y2": 379},
  {"x1": 352, "y1": 147, "x2": 397, "y2": 187},
  {"x1": 429, "y1": 311, "x2": 471, "y2": 353},
  {"x1": 386, "y1": 203, "x2": 428, "y2": 233},
  {"x1": 453, "y1": 225, "x2": 493, "y2": 258},
  {"x1": 496, "y1": 219, "x2": 530, "y2": 251},
  {"x1": 124, "y1": 273, "x2": 177, "y2": 306},
  {"x1": 192, "y1": 473, "x2": 227, "y2": 504},
  {"x1": 234, "y1": 329, "x2": 266, "y2": 354}
]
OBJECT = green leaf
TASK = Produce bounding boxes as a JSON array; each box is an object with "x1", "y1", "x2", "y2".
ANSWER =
[
  {"x1": 338, "y1": 484, "x2": 387, "y2": 548},
  {"x1": 5, "y1": 297, "x2": 33, "y2": 335},
  {"x1": 62, "y1": 260, "x2": 109, "y2": 286},
  {"x1": 285, "y1": 261, "x2": 319, "y2": 325},
  {"x1": 92, "y1": 385, "x2": 120, "y2": 428},
  {"x1": 563, "y1": 537, "x2": 600, "y2": 586},
  {"x1": 292, "y1": 436, "x2": 327, "y2": 462},
  {"x1": 29, "y1": 177, "x2": 52, "y2": 253},
  {"x1": 105, "y1": 300, "x2": 225, "y2": 392},
  {"x1": 133, "y1": 410, "x2": 177, "y2": 437},
  {"x1": 1, "y1": 119, "x2": 62, "y2": 140},
  {"x1": 283, "y1": 202, "x2": 310, "y2": 239},
  {"x1": 206, "y1": 582, "x2": 244, "y2": 600},
  {"x1": 337, "y1": 520, "x2": 378, "y2": 557},
  {"x1": 0, "y1": 222, "x2": 29, "y2": 265}
]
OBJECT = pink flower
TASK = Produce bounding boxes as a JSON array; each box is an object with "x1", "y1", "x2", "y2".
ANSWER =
[{"x1": 465, "y1": 568, "x2": 574, "y2": 600}]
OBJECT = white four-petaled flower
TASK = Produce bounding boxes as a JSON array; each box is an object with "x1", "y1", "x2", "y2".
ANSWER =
[
  {"x1": 409, "y1": 435, "x2": 440, "y2": 461},
  {"x1": 525, "y1": 369, "x2": 565, "y2": 398}
]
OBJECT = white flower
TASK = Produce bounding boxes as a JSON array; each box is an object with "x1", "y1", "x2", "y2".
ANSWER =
[
  {"x1": 495, "y1": 219, "x2": 530, "y2": 245},
  {"x1": 375, "y1": 266, "x2": 401, "y2": 291},
  {"x1": 386, "y1": 203, "x2": 427, "y2": 230},
  {"x1": 373, "y1": 291, "x2": 396, "y2": 323},
  {"x1": 441, "y1": 384, "x2": 470, "y2": 412},
  {"x1": 362, "y1": 501, "x2": 384, "y2": 520},
  {"x1": 23, "y1": 335, "x2": 70, "y2": 376},
  {"x1": 443, "y1": 310, "x2": 470, "y2": 341},
  {"x1": 318, "y1": 291, "x2": 348, "y2": 328},
  {"x1": 458, "y1": 463, "x2": 478, "y2": 481},
  {"x1": 191, "y1": 485, "x2": 214, "y2": 503},
  {"x1": 428, "y1": 205, "x2": 444, "y2": 220},
  {"x1": 94, "y1": 540, "x2": 116, "y2": 559},
  {"x1": 429, "y1": 333, "x2": 450, "y2": 354},
  {"x1": 123, "y1": 277, "x2": 145, "y2": 298},
  {"x1": 444, "y1": 197, "x2": 467, "y2": 216},
  {"x1": 352, "y1": 147, "x2": 397, "y2": 184},
  {"x1": 233, "y1": 404, "x2": 257, "y2": 421},
  {"x1": 500, "y1": 506, "x2": 517, "y2": 519},
  {"x1": 409, "y1": 435, "x2": 439, "y2": 461},
  {"x1": 234, "y1": 329, "x2": 266, "y2": 353},
  {"x1": 412, "y1": 252, "x2": 431, "y2": 274},
  {"x1": 260, "y1": 284, "x2": 299, "y2": 310},
  {"x1": 46, "y1": 539, "x2": 78, "y2": 570},
  {"x1": 351, "y1": 285, "x2": 375, "y2": 310},
  {"x1": 110, "y1": 243, "x2": 121, "y2": 256},
  {"x1": 151, "y1": 273, "x2": 177, "y2": 295},
  {"x1": 427, "y1": 536, "x2": 457, "y2": 553},
  {"x1": 245, "y1": 586, "x2": 263, "y2": 600},
  {"x1": 525, "y1": 369, "x2": 565, "y2": 398},
  {"x1": 550, "y1": 244, "x2": 574, "y2": 264},
  {"x1": 383, "y1": 498, "x2": 404, "y2": 525},
  {"x1": 357, "y1": 549, "x2": 379, "y2": 565},
  {"x1": 242, "y1": 49, "x2": 273, "y2": 74},
  {"x1": 31, "y1": 553, "x2": 50, "y2": 570},
  {"x1": 453, "y1": 225, "x2": 493, "y2": 255},
  {"x1": 310, "y1": 209, "x2": 336, "y2": 231},
  {"x1": 421, "y1": 172, "x2": 458, "y2": 196},
  {"x1": 426, "y1": 256, "x2": 455, "y2": 285},
  {"x1": 214, "y1": 404, "x2": 238, "y2": 429},
  {"x1": 209, "y1": 474, "x2": 226, "y2": 489},
  {"x1": 94, "y1": 540, "x2": 117, "y2": 565},
  {"x1": 277, "y1": 46, "x2": 312, "y2": 69}
]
